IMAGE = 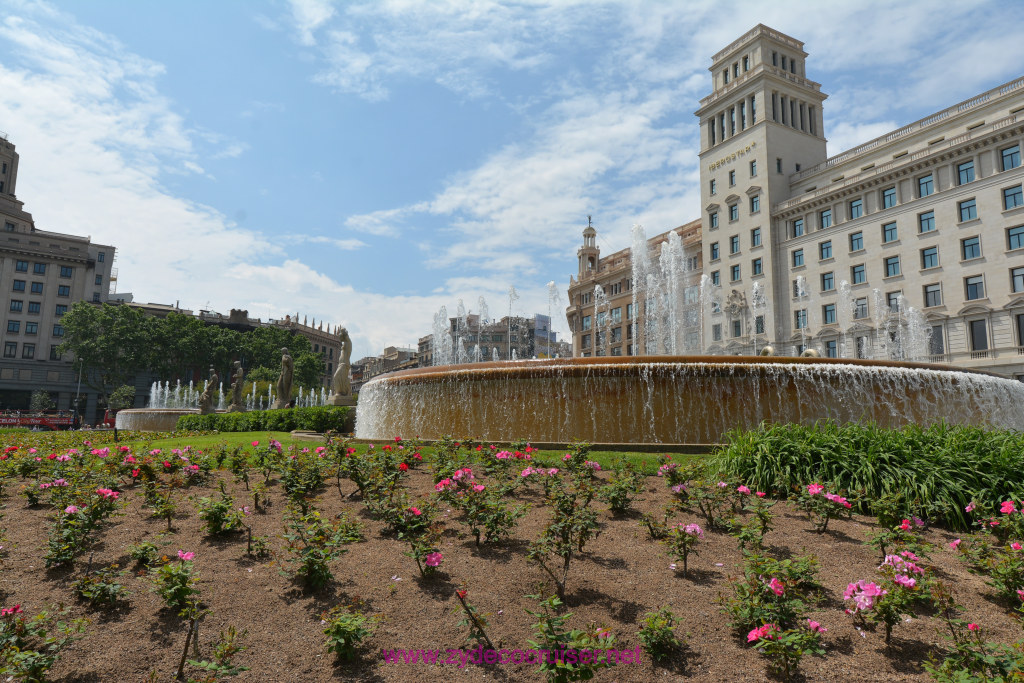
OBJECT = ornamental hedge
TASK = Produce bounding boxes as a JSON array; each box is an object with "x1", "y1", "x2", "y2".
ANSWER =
[{"x1": 175, "y1": 406, "x2": 353, "y2": 433}]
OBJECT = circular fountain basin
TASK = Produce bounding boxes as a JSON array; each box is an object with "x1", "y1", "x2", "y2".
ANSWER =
[
  {"x1": 354, "y1": 356, "x2": 1024, "y2": 444},
  {"x1": 115, "y1": 408, "x2": 200, "y2": 432}
]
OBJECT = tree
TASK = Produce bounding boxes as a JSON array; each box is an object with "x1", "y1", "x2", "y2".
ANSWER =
[
  {"x1": 293, "y1": 351, "x2": 326, "y2": 389},
  {"x1": 245, "y1": 366, "x2": 278, "y2": 383},
  {"x1": 242, "y1": 326, "x2": 312, "y2": 370},
  {"x1": 57, "y1": 303, "x2": 150, "y2": 403},
  {"x1": 107, "y1": 384, "x2": 136, "y2": 412},
  {"x1": 30, "y1": 390, "x2": 55, "y2": 412}
]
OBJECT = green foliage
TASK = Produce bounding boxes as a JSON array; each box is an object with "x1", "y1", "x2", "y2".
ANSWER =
[
  {"x1": 321, "y1": 607, "x2": 375, "y2": 662},
  {"x1": 187, "y1": 626, "x2": 249, "y2": 681},
  {"x1": 29, "y1": 391, "x2": 54, "y2": 412},
  {"x1": 637, "y1": 607, "x2": 682, "y2": 661},
  {"x1": 106, "y1": 384, "x2": 136, "y2": 413},
  {"x1": 196, "y1": 486, "x2": 245, "y2": 536},
  {"x1": 176, "y1": 406, "x2": 351, "y2": 433},
  {"x1": 72, "y1": 564, "x2": 129, "y2": 607},
  {"x1": 282, "y1": 507, "x2": 362, "y2": 590},
  {"x1": 57, "y1": 302, "x2": 151, "y2": 400},
  {"x1": 751, "y1": 626, "x2": 825, "y2": 682},
  {"x1": 712, "y1": 421, "x2": 1024, "y2": 531},
  {"x1": 0, "y1": 604, "x2": 87, "y2": 683},
  {"x1": 127, "y1": 541, "x2": 160, "y2": 567},
  {"x1": 664, "y1": 523, "x2": 703, "y2": 578},
  {"x1": 525, "y1": 594, "x2": 617, "y2": 683},
  {"x1": 244, "y1": 366, "x2": 278, "y2": 384},
  {"x1": 527, "y1": 475, "x2": 600, "y2": 600},
  {"x1": 722, "y1": 553, "x2": 823, "y2": 634},
  {"x1": 597, "y1": 459, "x2": 644, "y2": 514},
  {"x1": 152, "y1": 557, "x2": 202, "y2": 617}
]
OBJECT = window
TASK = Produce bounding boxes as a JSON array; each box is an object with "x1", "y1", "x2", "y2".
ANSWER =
[
  {"x1": 882, "y1": 187, "x2": 896, "y2": 208},
  {"x1": 52, "y1": 324, "x2": 63, "y2": 337},
  {"x1": 1013, "y1": 266, "x2": 1024, "y2": 293},
  {"x1": 959, "y1": 198, "x2": 977, "y2": 222},
  {"x1": 851, "y1": 264, "x2": 866, "y2": 284},
  {"x1": 729, "y1": 170, "x2": 736, "y2": 186},
  {"x1": 930, "y1": 325, "x2": 945, "y2": 355},
  {"x1": 918, "y1": 174, "x2": 934, "y2": 197},
  {"x1": 792, "y1": 279, "x2": 801, "y2": 298},
  {"x1": 729, "y1": 204, "x2": 739, "y2": 221},
  {"x1": 850, "y1": 231, "x2": 863, "y2": 252},
  {"x1": 728, "y1": 263, "x2": 741, "y2": 281},
  {"x1": 887, "y1": 292, "x2": 901, "y2": 311},
  {"x1": 752, "y1": 257, "x2": 763, "y2": 275},
  {"x1": 611, "y1": 327, "x2": 622, "y2": 343},
  {"x1": 25, "y1": 322, "x2": 36, "y2": 335},
  {"x1": 59, "y1": 266, "x2": 73, "y2": 278},
  {"x1": 962, "y1": 236, "x2": 981, "y2": 260},
  {"x1": 712, "y1": 324, "x2": 722, "y2": 341},
  {"x1": 855, "y1": 336, "x2": 868, "y2": 359},
  {"x1": 98, "y1": 252, "x2": 105, "y2": 262},
  {"x1": 30, "y1": 282, "x2": 42, "y2": 294},
  {"x1": 821, "y1": 271, "x2": 834, "y2": 291},
  {"x1": 710, "y1": 179, "x2": 717, "y2": 195},
  {"x1": 750, "y1": 195, "x2": 760, "y2": 213},
  {"x1": 1003, "y1": 144, "x2": 1021, "y2": 171},
  {"x1": 49, "y1": 345, "x2": 60, "y2": 361},
  {"x1": 610, "y1": 307, "x2": 621, "y2": 323},
  {"x1": 55, "y1": 304, "x2": 68, "y2": 317},
  {"x1": 743, "y1": 56, "x2": 749, "y2": 71},
  {"x1": 626, "y1": 303, "x2": 632, "y2": 319},
  {"x1": 22, "y1": 343, "x2": 34, "y2": 359},
  {"x1": 885, "y1": 256, "x2": 901, "y2": 277},
  {"x1": 792, "y1": 249, "x2": 804, "y2": 267},
  {"x1": 854, "y1": 298, "x2": 868, "y2": 319},
  {"x1": 819, "y1": 240, "x2": 832, "y2": 260},
  {"x1": 792, "y1": 218, "x2": 804, "y2": 238},
  {"x1": 882, "y1": 222, "x2": 898, "y2": 243},
  {"x1": 733, "y1": 62, "x2": 739, "y2": 78},
  {"x1": 1019, "y1": 314, "x2": 1024, "y2": 347},
  {"x1": 6, "y1": 321, "x2": 18, "y2": 333},
  {"x1": 11, "y1": 280, "x2": 24, "y2": 292},
  {"x1": 776, "y1": 158, "x2": 782, "y2": 173},
  {"x1": 94, "y1": 274, "x2": 102, "y2": 286},
  {"x1": 9, "y1": 300, "x2": 22, "y2": 312},
  {"x1": 965, "y1": 275, "x2": 985, "y2": 300},
  {"x1": 755, "y1": 315, "x2": 765, "y2": 334},
  {"x1": 751, "y1": 227, "x2": 761, "y2": 247},
  {"x1": 92, "y1": 292, "x2": 100, "y2": 302},
  {"x1": 15, "y1": 260, "x2": 27, "y2": 272},
  {"x1": 32, "y1": 263, "x2": 45, "y2": 275},
  {"x1": 3, "y1": 343, "x2": 15, "y2": 358},
  {"x1": 710, "y1": 242, "x2": 720, "y2": 260},
  {"x1": 732, "y1": 320, "x2": 742, "y2": 337},
  {"x1": 969, "y1": 319, "x2": 988, "y2": 351},
  {"x1": 27, "y1": 302, "x2": 40, "y2": 314},
  {"x1": 711, "y1": 270, "x2": 720, "y2": 286},
  {"x1": 1005, "y1": 185, "x2": 1024, "y2": 210},
  {"x1": 794, "y1": 310, "x2": 807, "y2": 329},
  {"x1": 1010, "y1": 226, "x2": 1024, "y2": 250},
  {"x1": 825, "y1": 340, "x2": 838, "y2": 358},
  {"x1": 849, "y1": 199, "x2": 863, "y2": 219},
  {"x1": 750, "y1": 160, "x2": 757, "y2": 177},
  {"x1": 3, "y1": 221, "x2": 12, "y2": 232},
  {"x1": 921, "y1": 246, "x2": 939, "y2": 269},
  {"x1": 730, "y1": 235, "x2": 740, "y2": 254},
  {"x1": 710, "y1": 211, "x2": 719, "y2": 229},
  {"x1": 924, "y1": 283, "x2": 942, "y2": 307},
  {"x1": 919, "y1": 211, "x2": 935, "y2": 233},
  {"x1": 958, "y1": 160, "x2": 975, "y2": 185},
  {"x1": 57, "y1": 285, "x2": 70, "y2": 297},
  {"x1": 819, "y1": 209, "x2": 832, "y2": 229},
  {"x1": 582, "y1": 315, "x2": 591, "y2": 331}
]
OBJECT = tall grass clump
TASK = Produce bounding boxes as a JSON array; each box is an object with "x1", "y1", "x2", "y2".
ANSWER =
[{"x1": 710, "y1": 421, "x2": 1024, "y2": 530}]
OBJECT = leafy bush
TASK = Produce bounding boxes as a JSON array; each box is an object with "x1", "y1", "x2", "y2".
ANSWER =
[
  {"x1": 176, "y1": 406, "x2": 352, "y2": 433},
  {"x1": 322, "y1": 606, "x2": 375, "y2": 662},
  {"x1": 0, "y1": 604, "x2": 87, "y2": 683},
  {"x1": 637, "y1": 607, "x2": 682, "y2": 661},
  {"x1": 525, "y1": 594, "x2": 617, "y2": 683}
]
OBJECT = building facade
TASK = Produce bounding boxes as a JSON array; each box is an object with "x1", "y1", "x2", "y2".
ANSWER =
[
  {"x1": 0, "y1": 135, "x2": 117, "y2": 415},
  {"x1": 568, "y1": 25, "x2": 1024, "y2": 380}
]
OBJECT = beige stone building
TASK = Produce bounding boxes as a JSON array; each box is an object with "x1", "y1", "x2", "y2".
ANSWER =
[
  {"x1": 0, "y1": 134, "x2": 118, "y2": 413},
  {"x1": 568, "y1": 25, "x2": 1024, "y2": 380}
]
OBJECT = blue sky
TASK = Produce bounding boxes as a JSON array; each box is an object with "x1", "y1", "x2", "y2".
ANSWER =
[{"x1": 1, "y1": 0, "x2": 1023, "y2": 360}]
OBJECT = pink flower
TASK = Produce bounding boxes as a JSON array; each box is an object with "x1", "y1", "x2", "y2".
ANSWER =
[
  {"x1": 844, "y1": 580, "x2": 887, "y2": 612},
  {"x1": 965, "y1": 502, "x2": 976, "y2": 513},
  {"x1": 737, "y1": 485, "x2": 751, "y2": 495},
  {"x1": 1013, "y1": 543, "x2": 1023, "y2": 551},
  {"x1": 766, "y1": 578, "x2": 785, "y2": 596},
  {"x1": 251, "y1": 441, "x2": 259, "y2": 447},
  {"x1": 95, "y1": 488, "x2": 119, "y2": 500},
  {"x1": 472, "y1": 484, "x2": 485, "y2": 492},
  {"x1": 562, "y1": 453, "x2": 571, "y2": 462},
  {"x1": 1002, "y1": 501, "x2": 1017, "y2": 515},
  {"x1": 968, "y1": 623, "x2": 979, "y2": 631},
  {"x1": 949, "y1": 538, "x2": 962, "y2": 549},
  {"x1": 717, "y1": 481, "x2": 727, "y2": 488},
  {"x1": 409, "y1": 507, "x2": 422, "y2": 516},
  {"x1": 1017, "y1": 589, "x2": 1024, "y2": 602},
  {"x1": 64, "y1": 505, "x2": 79, "y2": 514},
  {"x1": 807, "y1": 620, "x2": 827, "y2": 633},
  {"x1": 806, "y1": 483, "x2": 825, "y2": 496},
  {"x1": 894, "y1": 574, "x2": 917, "y2": 589},
  {"x1": 424, "y1": 552, "x2": 442, "y2": 567},
  {"x1": 177, "y1": 550, "x2": 195, "y2": 561},
  {"x1": 0, "y1": 604, "x2": 23, "y2": 617},
  {"x1": 682, "y1": 523, "x2": 704, "y2": 538},
  {"x1": 747, "y1": 624, "x2": 778, "y2": 642},
  {"x1": 755, "y1": 491, "x2": 766, "y2": 498},
  {"x1": 899, "y1": 519, "x2": 912, "y2": 531}
]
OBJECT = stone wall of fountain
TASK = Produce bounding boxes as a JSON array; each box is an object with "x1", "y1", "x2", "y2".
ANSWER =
[{"x1": 355, "y1": 356, "x2": 1024, "y2": 444}]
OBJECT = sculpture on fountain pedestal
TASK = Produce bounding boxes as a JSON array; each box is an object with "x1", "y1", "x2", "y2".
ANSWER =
[
  {"x1": 272, "y1": 348, "x2": 293, "y2": 410},
  {"x1": 227, "y1": 361, "x2": 246, "y2": 413},
  {"x1": 329, "y1": 328, "x2": 355, "y2": 406},
  {"x1": 197, "y1": 367, "x2": 219, "y2": 415}
]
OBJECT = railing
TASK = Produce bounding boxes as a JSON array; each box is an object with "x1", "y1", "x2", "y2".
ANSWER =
[
  {"x1": 788, "y1": 76, "x2": 1024, "y2": 183},
  {"x1": 712, "y1": 24, "x2": 803, "y2": 63}
]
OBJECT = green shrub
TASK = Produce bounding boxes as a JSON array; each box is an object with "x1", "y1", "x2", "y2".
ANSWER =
[{"x1": 176, "y1": 406, "x2": 352, "y2": 433}]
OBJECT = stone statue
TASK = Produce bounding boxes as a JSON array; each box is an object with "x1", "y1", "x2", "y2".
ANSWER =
[
  {"x1": 227, "y1": 361, "x2": 246, "y2": 413},
  {"x1": 759, "y1": 345, "x2": 775, "y2": 357},
  {"x1": 800, "y1": 348, "x2": 821, "y2": 358},
  {"x1": 329, "y1": 328, "x2": 355, "y2": 406},
  {"x1": 197, "y1": 367, "x2": 218, "y2": 415},
  {"x1": 272, "y1": 347, "x2": 293, "y2": 409}
]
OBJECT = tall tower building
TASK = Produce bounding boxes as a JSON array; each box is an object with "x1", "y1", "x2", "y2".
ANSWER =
[{"x1": 695, "y1": 25, "x2": 828, "y2": 348}]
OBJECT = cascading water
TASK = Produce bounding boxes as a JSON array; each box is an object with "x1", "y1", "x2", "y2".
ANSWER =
[
  {"x1": 750, "y1": 281, "x2": 768, "y2": 356},
  {"x1": 836, "y1": 280, "x2": 854, "y2": 358},
  {"x1": 795, "y1": 275, "x2": 810, "y2": 354},
  {"x1": 593, "y1": 283, "x2": 609, "y2": 357}
]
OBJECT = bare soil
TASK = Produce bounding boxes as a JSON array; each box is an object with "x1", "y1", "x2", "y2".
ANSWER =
[{"x1": 2, "y1": 463, "x2": 1017, "y2": 682}]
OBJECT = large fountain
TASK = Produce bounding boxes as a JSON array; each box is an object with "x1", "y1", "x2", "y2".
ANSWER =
[{"x1": 355, "y1": 356, "x2": 1024, "y2": 445}]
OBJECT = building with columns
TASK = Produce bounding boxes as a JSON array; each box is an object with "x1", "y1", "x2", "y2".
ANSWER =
[{"x1": 567, "y1": 24, "x2": 1024, "y2": 380}]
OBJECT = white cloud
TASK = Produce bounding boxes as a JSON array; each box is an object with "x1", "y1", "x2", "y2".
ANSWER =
[{"x1": 288, "y1": 0, "x2": 336, "y2": 46}]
